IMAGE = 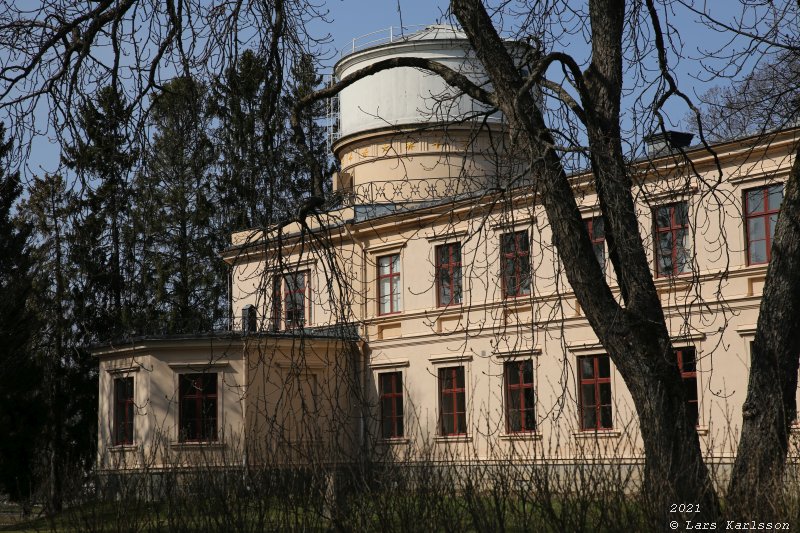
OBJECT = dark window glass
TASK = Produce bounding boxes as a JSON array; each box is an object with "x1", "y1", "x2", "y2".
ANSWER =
[
  {"x1": 284, "y1": 272, "x2": 308, "y2": 328},
  {"x1": 179, "y1": 373, "x2": 218, "y2": 442},
  {"x1": 379, "y1": 372, "x2": 404, "y2": 439},
  {"x1": 378, "y1": 254, "x2": 401, "y2": 314},
  {"x1": 578, "y1": 355, "x2": 613, "y2": 431},
  {"x1": 745, "y1": 184, "x2": 784, "y2": 264},
  {"x1": 501, "y1": 231, "x2": 531, "y2": 298},
  {"x1": 114, "y1": 377, "x2": 134, "y2": 445},
  {"x1": 439, "y1": 367, "x2": 467, "y2": 436},
  {"x1": 505, "y1": 360, "x2": 536, "y2": 433},
  {"x1": 654, "y1": 202, "x2": 690, "y2": 276},
  {"x1": 436, "y1": 243, "x2": 463, "y2": 306}
]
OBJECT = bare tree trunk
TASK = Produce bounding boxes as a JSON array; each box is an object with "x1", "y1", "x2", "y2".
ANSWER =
[
  {"x1": 450, "y1": 0, "x2": 719, "y2": 522},
  {"x1": 728, "y1": 145, "x2": 800, "y2": 515}
]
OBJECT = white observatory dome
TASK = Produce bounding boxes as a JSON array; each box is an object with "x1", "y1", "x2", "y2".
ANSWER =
[{"x1": 334, "y1": 25, "x2": 501, "y2": 139}]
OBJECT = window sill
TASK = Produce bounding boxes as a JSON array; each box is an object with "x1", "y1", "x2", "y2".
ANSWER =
[
  {"x1": 379, "y1": 437, "x2": 410, "y2": 445},
  {"x1": 696, "y1": 426, "x2": 709, "y2": 436},
  {"x1": 109, "y1": 444, "x2": 138, "y2": 452},
  {"x1": 170, "y1": 441, "x2": 224, "y2": 451},
  {"x1": 500, "y1": 432, "x2": 542, "y2": 441},
  {"x1": 435, "y1": 435, "x2": 472, "y2": 444},
  {"x1": 572, "y1": 430, "x2": 620, "y2": 440}
]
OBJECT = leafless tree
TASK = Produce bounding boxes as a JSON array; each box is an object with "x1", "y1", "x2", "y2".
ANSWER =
[
  {"x1": 5, "y1": 0, "x2": 800, "y2": 525},
  {"x1": 677, "y1": 0, "x2": 800, "y2": 516}
]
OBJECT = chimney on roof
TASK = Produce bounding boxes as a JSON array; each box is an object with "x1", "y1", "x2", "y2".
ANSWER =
[{"x1": 644, "y1": 130, "x2": 694, "y2": 157}]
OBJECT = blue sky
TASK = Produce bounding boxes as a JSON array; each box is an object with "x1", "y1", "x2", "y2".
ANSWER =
[{"x1": 25, "y1": 0, "x2": 754, "y2": 176}]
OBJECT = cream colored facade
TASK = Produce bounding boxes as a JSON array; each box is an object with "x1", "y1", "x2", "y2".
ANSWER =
[{"x1": 95, "y1": 26, "x2": 800, "y2": 471}]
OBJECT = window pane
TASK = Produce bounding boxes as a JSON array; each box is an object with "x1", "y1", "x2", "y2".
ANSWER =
[
  {"x1": 442, "y1": 414, "x2": 454, "y2": 435},
  {"x1": 456, "y1": 413, "x2": 467, "y2": 434},
  {"x1": 674, "y1": 202, "x2": 688, "y2": 225},
  {"x1": 680, "y1": 349, "x2": 696, "y2": 373},
  {"x1": 453, "y1": 367, "x2": 463, "y2": 388},
  {"x1": 600, "y1": 405, "x2": 613, "y2": 428},
  {"x1": 508, "y1": 408, "x2": 521, "y2": 432},
  {"x1": 524, "y1": 408, "x2": 536, "y2": 431},
  {"x1": 769, "y1": 213, "x2": 778, "y2": 240},
  {"x1": 391, "y1": 276, "x2": 401, "y2": 311},
  {"x1": 582, "y1": 407, "x2": 597, "y2": 430},
  {"x1": 456, "y1": 391, "x2": 466, "y2": 412},
  {"x1": 676, "y1": 229, "x2": 690, "y2": 273},
  {"x1": 453, "y1": 267, "x2": 462, "y2": 304},
  {"x1": 518, "y1": 232, "x2": 530, "y2": 252},
  {"x1": 580, "y1": 358, "x2": 594, "y2": 379},
  {"x1": 509, "y1": 389, "x2": 521, "y2": 411},
  {"x1": 382, "y1": 417, "x2": 394, "y2": 439},
  {"x1": 746, "y1": 189, "x2": 763, "y2": 215},
  {"x1": 523, "y1": 387, "x2": 535, "y2": 411},
  {"x1": 378, "y1": 256, "x2": 391, "y2": 275},
  {"x1": 506, "y1": 363, "x2": 520, "y2": 385},
  {"x1": 599, "y1": 382, "x2": 612, "y2": 405},
  {"x1": 748, "y1": 217, "x2": 766, "y2": 241},
  {"x1": 749, "y1": 240, "x2": 767, "y2": 264},
  {"x1": 598, "y1": 356, "x2": 610, "y2": 378},
  {"x1": 396, "y1": 396, "x2": 404, "y2": 416},
  {"x1": 437, "y1": 246, "x2": 448, "y2": 265},
  {"x1": 581, "y1": 384, "x2": 596, "y2": 406},
  {"x1": 522, "y1": 360, "x2": 534, "y2": 383},
  {"x1": 768, "y1": 185, "x2": 784, "y2": 210},
  {"x1": 656, "y1": 206, "x2": 672, "y2": 228}
]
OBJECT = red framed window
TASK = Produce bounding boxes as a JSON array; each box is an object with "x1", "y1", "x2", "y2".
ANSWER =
[
  {"x1": 501, "y1": 231, "x2": 531, "y2": 298},
  {"x1": 439, "y1": 366, "x2": 467, "y2": 436},
  {"x1": 654, "y1": 202, "x2": 690, "y2": 277},
  {"x1": 436, "y1": 243, "x2": 462, "y2": 306},
  {"x1": 676, "y1": 347, "x2": 699, "y2": 426},
  {"x1": 378, "y1": 254, "x2": 401, "y2": 315},
  {"x1": 379, "y1": 372, "x2": 404, "y2": 439},
  {"x1": 179, "y1": 373, "x2": 218, "y2": 442},
  {"x1": 745, "y1": 184, "x2": 784, "y2": 264},
  {"x1": 270, "y1": 276, "x2": 282, "y2": 331},
  {"x1": 578, "y1": 355, "x2": 613, "y2": 431},
  {"x1": 505, "y1": 360, "x2": 536, "y2": 433},
  {"x1": 585, "y1": 216, "x2": 606, "y2": 275},
  {"x1": 284, "y1": 271, "x2": 308, "y2": 329},
  {"x1": 113, "y1": 377, "x2": 134, "y2": 445}
]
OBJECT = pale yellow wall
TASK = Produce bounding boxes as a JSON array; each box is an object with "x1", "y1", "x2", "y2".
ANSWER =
[
  {"x1": 225, "y1": 128, "x2": 800, "y2": 465},
  {"x1": 96, "y1": 339, "x2": 246, "y2": 470}
]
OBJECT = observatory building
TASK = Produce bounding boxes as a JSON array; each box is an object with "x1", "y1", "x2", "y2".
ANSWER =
[{"x1": 94, "y1": 25, "x2": 800, "y2": 477}]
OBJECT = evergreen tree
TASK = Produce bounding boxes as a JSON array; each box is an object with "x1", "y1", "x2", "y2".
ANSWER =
[
  {"x1": 143, "y1": 77, "x2": 225, "y2": 332},
  {"x1": 285, "y1": 53, "x2": 333, "y2": 200},
  {"x1": 62, "y1": 86, "x2": 138, "y2": 340},
  {"x1": 21, "y1": 173, "x2": 97, "y2": 512},
  {"x1": 210, "y1": 50, "x2": 292, "y2": 229},
  {"x1": 0, "y1": 124, "x2": 43, "y2": 508}
]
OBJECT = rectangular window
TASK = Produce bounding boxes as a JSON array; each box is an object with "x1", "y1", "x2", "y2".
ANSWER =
[
  {"x1": 654, "y1": 202, "x2": 690, "y2": 277},
  {"x1": 378, "y1": 254, "x2": 401, "y2": 315},
  {"x1": 113, "y1": 377, "x2": 134, "y2": 445},
  {"x1": 505, "y1": 360, "x2": 536, "y2": 433},
  {"x1": 379, "y1": 372, "x2": 404, "y2": 439},
  {"x1": 436, "y1": 243, "x2": 462, "y2": 306},
  {"x1": 745, "y1": 184, "x2": 784, "y2": 264},
  {"x1": 179, "y1": 373, "x2": 218, "y2": 442},
  {"x1": 284, "y1": 271, "x2": 308, "y2": 329},
  {"x1": 439, "y1": 366, "x2": 467, "y2": 436},
  {"x1": 585, "y1": 216, "x2": 606, "y2": 275},
  {"x1": 270, "y1": 276, "x2": 282, "y2": 331},
  {"x1": 676, "y1": 347, "x2": 699, "y2": 426},
  {"x1": 501, "y1": 231, "x2": 531, "y2": 298},
  {"x1": 578, "y1": 355, "x2": 613, "y2": 431}
]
